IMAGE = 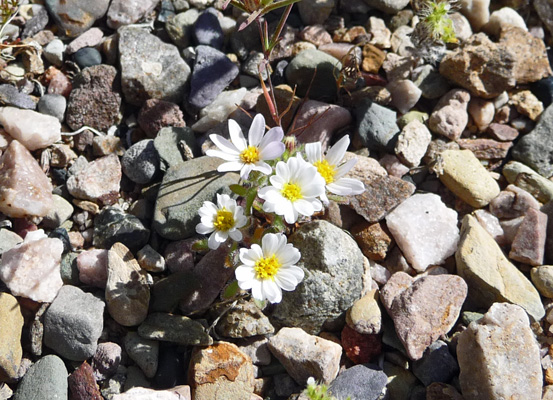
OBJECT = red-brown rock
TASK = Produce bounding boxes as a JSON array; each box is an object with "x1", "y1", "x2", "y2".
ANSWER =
[{"x1": 341, "y1": 324, "x2": 382, "y2": 365}]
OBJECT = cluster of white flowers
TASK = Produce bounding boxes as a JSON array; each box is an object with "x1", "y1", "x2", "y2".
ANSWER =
[{"x1": 196, "y1": 114, "x2": 365, "y2": 303}]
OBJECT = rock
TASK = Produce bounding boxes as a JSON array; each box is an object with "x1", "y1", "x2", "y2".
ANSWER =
[
  {"x1": 299, "y1": 25, "x2": 333, "y2": 47},
  {"x1": 0, "y1": 231, "x2": 63, "y2": 302},
  {"x1": 467, "y1": 97, "x2": 495, "y2": 130},
  {"x1": 138, "y1": 313, "x2": 213, "y2": 345},
  {"x1": 411, "y1": 341, "x2": 459, "y2": 386},
  {"x1": 394, "y1": 120, "x2": 431, "y2": 167},
  {"x1": 0, "y1": 140, "x2": 54, "y2": 218},
  {"x1": 458, "y1": 0, "x2": 490, "y2": 31},
  {"x1": 22, "y1": 7, "x2": 49, "y2": 39},
  {"x1": 456, "y1": 138, "x2": 512, "y2": 160},
  {"x1": 137, "y1": 245, "x2": 166, "y2": 273},
  {"x1": 327, "y1": 364, "x2": 387, "y2": 400},
  {"x1": 487, "y1": 123, "x2": 518, "y2": 141},
  {"x1": 438, "y1": 149, "x2": 500, "y2": 208},
  {"x1": 66, "y1": 154, "x2": 122, "y2": 205},
  {"x1": 509, "y1": 208, "x2": 547, "y2": 266},
  {"x1": 355, "y1": 99, "x2": 400, "y2": 151},
  {"x1": 106, "y1": 242, "x2": 150, "y2": 326},
  {"x1": 236, "y1": 337, "x2": 271, "y2": 366},
  {"x1": 193, "y1": 8, "x2": 224, "y2": 49},
  {"x1": 188, "y1": 45, "x2": 239, "y2": 109},
  {"x1": 46, "y1": 67, "x2": 72, "y2": 96},
  {"x1": 346, "y1": 289, "x2": 382, "y2": 335},
  {"x1": 154, "y1": 127, "x2": 198, "y2": 170},
  {"x1": 68, "y1": 361, "x2": 102, "y2": 400},
  {"x1": 77, "y1": 249, "x2": 109, "y2": 288},
  {"x1": 107, "y1": 0, "x2": 160, "y2": 29},
  {"x1": 387, "y1": 79, "x2": 421, "y2": 114},
  {"x1": 362, "y1": 0, "x2": 410, "y2": 13},
  {"x1": 351, "y1": 221, "x2": 393, "y2": 261},
  {"x1": 385, "y1": 193, "x2": 459, "y2": 272},
  {"x1": 73, "y1": 47, "x2": 102, "y2": 69},
  {"x1": 268, "y1": 327, "x2": 342, "y2": 385},
  {"x1": 215, "y1": 300, "x2": 274, "y2": 338},
  {"x1": 457, "y1": 303, "x2": 542, "y2": 400},
  {"x1": 137, "y1": 98, "x2": 185, "y2": 138},
  {"x1": 428, "y1": 89, "x2": 470, "y2": 140},
  {"x1": 341, "y1": 324, "x2": 381, "y2": 364},
  {"x1": 531, "y1": 265, "x2": 553, "y2": 298},
  {"x1": 439, "y1": 33, "x2": 515, "y2": 99},
  {"x1": 0, "y1": 107, "x2": 60, "y2": 151},
  {"x1": 502, "y1": 161, "x2": 553, "y2": 203},
  {"x1": 456, "y1": 215, "x2": 545, "y2": 321},
  {"x1": 65, "y1": 64, "x2": 123, "y2": 131},
  {"x1": 298, "y1": 0, "x2": 334, "y2": 24},
  {"x1": 0, "y1": 293, "x2": 23, "y2": 382},
  {"x1": 42, "y1": 194, "x2": 74, "y2": 229},
  {"x1": 44, "y1": 285, "x2": 105, "y2": 361},
  {"x1": 43, "y1": 39, "x2": 65, "y2": 66},
  {"x1": 163, "y1": 239, "x2": 196, "y2": 273},
  {"x1": 93, "y1": 206, "x2": 150, "y2": 252},
  {"x1": 121, "y1": 139, "x2": 160, "y2": 184},
  {"x1": 0, "y1": 229, "x2": 22, "y2": 255},
  {"x1": 512, "y1": 103, "x2": 553, "y2": 178},
  {"x1": 119, "y1": 27, "x2": 191, "y2": 106},
  {"x1": 271, "y1": 220, "x2": 365, "y2": 334},
  {"x1": 112, "y1": 387, "x2": 189, "y2": 400},
  {"x1": 285, "y1": 49, "x2": 341, "y2": 101},
  {"x1": 192, "y1": 87, "x2": 247, "y2": 133},
  {"x1": 535, "y1": 0, "x2": 553, "y2": 36},
  {"x1": 153, "y1": 156, "x2": 239, "y2": 240},
  {"x1": 44, "y1": 0, "x2": 110, "y2": 37},
  {"x1": 13, "y1": 355, "x2": 67, "y2": 400},
  {"x1": 485, "y1": 7, "x2": 527, "y2": 36},
  {"x1": 0, "y1": 84, "x2": 35, "y2": 110},
  {"x1": 38, "y1": 94, "x2": 66, "y2": 123},
  {"x1": 165, "y1": 9, "x2": 200, "y2": 49},
  {"x1": 124, "y1": 332, "x2": 159, "y2": 378},
  {"x1": 66, "y1": 27, "x2": 104, "y2": 54},
  {"x1": 510, "y1": 90, "x2": 543, "y2": 121},
  {"x1": 189, "y1": 342, "x2": 254, "y2": 400},
  {"x1": 380, "y1": 272, "x2": 467, "y2": 360},
  {"x1": 412, "y1": 65, "x2": 450, "y2": 100},
  {"x1": 91, "y1": 342, "x2": 122, "y2": 381}
]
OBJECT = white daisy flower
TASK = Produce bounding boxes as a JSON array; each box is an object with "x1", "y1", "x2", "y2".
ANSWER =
[
  {"x1": 196, "y1": 194, "x2": 248, "y2": 250},
  {"x1": 206, "y1": 114, "x2": 286, "y2": 179},
  {"x1": 235, "y1": 233, "x2": 304, "y2": 303},
  {"x1": 305, "y1": 136, "x2": 365, "y2": 201},
  {"x1": 258, "y1": 155, "x2": 326, "y2": 224}
]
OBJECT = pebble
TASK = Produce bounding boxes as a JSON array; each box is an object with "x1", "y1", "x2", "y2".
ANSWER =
[
  {"x1": 73, "y1": 47, "x2": 103, "y2": 69},
  {"x1": 487, "y1": 122, "x2": 518, "y2": 141},
  {"x1": 299, "y1": 25, "x2": 333, "y2": 47},
  {"x1": 68, "y1": 361, "x2": 102, "y2": 400},
  {"x1": 502, "y1": 161, "x2": 553, "y2": 203},
  {"x1": 137, "y1": 244, "x2": 166, "y2": 273},
  {"x1": 237, "y1": 337, "x2": 271, "y2": 366},
  {"x1": 47, "y1": 68, "x2": 72, "y2": 96},
  {"x1": 13, "y1": 355, "x2": 67, "y2": 400},
  {"x1": 113, "y1": 387, "x2": 189, "y2": 400},
  {"x1": 124, "y1": 332, "x2": 159, "y2": 378},
  {"x1": 387, "y1": 79, "x2": 421, "y2": 115},
  {"x1": 362, "y1": 44, "x2": 386, "y2": 74},
  {"x1": 457, "y1": 138, "x2": 512, "y2": 160},
  {"x1": 91, "y1": 342, "x2": 122, "y2": 381},
  {"x1": 380, "y1": 272, "x2": 467, "y2": 360},
  {"x1": 268, "y1": 327, "x2": 342, "y2": 385},
  {"x1": 0, "y1": 231, "x2": 63, "y2": 302},
  {"x1": 93, "y1": 206, "x2": 151, "y2": 252},
  {"x1": 0, "y1": 107, "x2": 60, "y2": 151},
  {"x1": 163, "y1": 239, "x2": 196, "y2": 273},
  {"x1": 341, "y1": 324, "x2": 382, "y2": 364},
  {"x1": 189, "y1": 342, "x2": 254, "y2": 400},
  {"x1": 297, "y1": 0, "x2": 334, "y2": 25},
  {"x1": 188, "y1": 45, "x2": 239, "y2": 109},
  {"x1": 0, "y1": 293, "x2": 23, "y2": 382},
  {"x1": 531, "y1": 265, "x2": 553, "y2": 298},
  {"x1": 165, "y1": 9, "x2": 200, "y2": 49},
  {"x1": 394, "y1": 119, "x2": 431, "y2": 167},
  {"x1": 271, "y1": 220, "x2": 365, "y2": 334},
  {"x1": 107, "y1": 0, "x2": 161, "y2": 29},
  {"x1": 92, "y1": 136, "x2": 125, "y2": 157},
  {"x1": 0, "y1": 229, "x2": 22, "y2": 255},
  {"x1": 386, "y1": 193, "x2": 459, "y2": 272},
  {"x1": 412, "y1": 65, "x2": 450, "y2": 100},
  {"x1": 138, "y1": 99, "x2": 185, "y2": 138},
  {"x1": 215, "y1": 299, "x2": 274, "y2": 338},
  {"x1": 457, "y1": 303, "x2": 542, "y2": 399},
  {"x1": 351, "y1": 221, "x2": 393, "y2": 261},
  {"x1": 485, "y1": 7, "x2": 527, "y2": 36},
  {"x1": 328, "y1": 364, "x2": 387, "y2": 400},
  {"x1": 510, "y1": 90, "x2": 543, "y2": 121},
  {"x1": 438, "y1": 149, "x2": 500, "y2": 208},
  {"x1": 106, "y1": 242, "x2": 151, "y2": 326},
  {"x1": 411, "y1": 340, "x2": 459, "y2": 386},
  {"x1": 119, "y1": 27, "x2": 191, "y2": 106},
  {"x1": 426, "y1": 382, "x2": 464, "y2": 400},
  {"x1": 429, "y1": 89, "x2": 470, "y2": 140},
  {"x1": 22, "y1": 7, "x2": 49, "y2": 39},
  {"x1": 355, "y1": 99, "x2": 400, "y2": 151},
  {"x1": 76, "y1": 249, "x2": 109, "y2": 288},
  {"x1": 468, "y1": 97, "x2": 495, "y2": 130},
  {"x1": 0, "y1": 84, "x2": 35, "y2": 110},
  {"x1": 191, "y1": 87, "x2": 247, "y2": 133},
  {"x1": 42, "y1": 194, "x2": 74, "y2": 229},
  {"x1": 37, "y1": 93, "x2": 66, "y2": 123},
  {"x1": 509, "y1": 208, "x2": 547, "y2": 266},
  {"x1": 121, "y1": 139, "x2": 160, "y2": 184},
  {"x1": 44, "y1": 285, "x2": 105, "y2": 360},
  {"x1": 346, "y1": 288, "x2": 382, "y2": 335},
  {"x1": 363, "y1": 0, "x2": 409, "y2": 14},
  {"x1": 456, "y1": 214, "x2": 545, "y2": 321},
  {"x1": 0, "y1": 140, "x2": 54, "y2": 218},
  {"x1": 193, "y1": 8, "x2": 224, "y2": 49},
  {"x1": 66, "y1": 27, "x2": 104, "y2": 54},
  {"x1": 459, "y1": 0, "x2": 490, "y2": 31},
  {"x1": 489, "y1": 184, "x2": 540, "y2": 219},
  {"x1": 43, "y1": 38, "x2": 65, "y2": 66},
  {"x1": 137, "y1": 313, "x2": 213, "y2": 345},
  {"x1": 154, "y1": 126, "x2": 198, "y2": 170}
]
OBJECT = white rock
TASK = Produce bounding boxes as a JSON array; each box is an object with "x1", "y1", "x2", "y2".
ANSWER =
[
  {"x1": 0, "y1": 107, "x2": 61, "y2": 151},
  {"x1": 450, "y1": 12, "x2": 473, "y2": 41},
  {"x1": 368, "y1": 17, "x2": 392, "y2": 49},
  {"x1": 394, "y1": 120, "x2": 431, "y2": 167},
  {"x1": 485, "y1": 7, "x2": 527, "y2": 36},
  {"x1": 473, "y1": 209, "x2": 505, "y2": 245},
  {"x1": 77, "y1": 249, "x2": 109, "y2": 288},
  {"x1": 0, "y1": 231, "x2": 64, "y2": 302},
  {"x1": 191, "y1": 88, "x2": 247, "y2": 133},
  {"x1": 386, "y1": 193, "x2": 459, "y2": 272},
  {"x1": 468, "y1": 98, "x2": 495, "y2": 130},
  {"x1": 459, "y1": 0, "x2": 490, "y2": 31},
  {"x1": 387, "y1": 79, "x2": 421, "y2": 114},
  {"x1": 112, "y1": 387, "x2": 188, "y2": 400}
]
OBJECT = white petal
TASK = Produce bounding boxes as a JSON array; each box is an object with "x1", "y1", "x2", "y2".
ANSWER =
[
  {"x1": 327, "y1": 178, "x2": 365, "y2": 195},
  {"x1": 262, "y1": 233, "x2": 280, "y2": 256},
  {"x1": 326, "y1": 136, "x2": 350, "y2": 165},
  {"x1": 301, "y1": 181, "x2": 326, "y2": 198},
  {"x1": 228, "y1": 229, "x2": 243, "y2": 241},
  {"x1": 228, "y1": 119, "x2": 248, "y2": 151},
  {"x1": 274, "y1": 273, "x2": 298, "y2": 291},
  {"x1": 275, "y1": 245, "x2": 301, "y2": 266},
  {"x1": 240, "y1": 164, "x2": 254, "y2": 179},
  {"x1": 206, "y1": 149, "x2": 240, "y2": 162},
  {"x1": 240, "y1": 245, "x2": 263, "y2": 265},
  {"x1": 252, "y1": 162, "x2": 273, "y2": 175},
  {"x1": 259, "y1": 126, "x2": 284, "y2": 148},
  {"x1": 259, "y1": 141, "x2": 285, "y2": 160},
  {"x1": 305, "y1": 142, "x2": 322, "y2": 163},
  {"x1": 258, "y1": 186, "x2": 277, "y2": 200},
  {"x1": 235, "y1": 265, "x2": 255, "y2": 282},
  {"x1": 214, "y1": 230, "x2": 228, "y2": 243},
  {"x1": 251, "y1": 279, "x2": 264, "y2": 301},
  {"x1": 334, "y1": 158, "x2": 357, "y2": 179},
  {"x1": 262, "y1": 279, "x2": 282, "y2": 303},
  {"x1": 196, "y1": 223, "x2": 214, "y2": 235},
  {"x1": 209, "y1": 134, "x2": 240, "y2": 155},
  {"x1": 294, "y1": 199, "x2": 315, "y2": 217},
  {"x1": 283, "y1": 203, "x2": 298, "y2": 224},
  {"x1": 218, "y1": 161, "x2": 244, "y2": 173},
  {"x1": 278, "y1": 266, "x2": 305, "y2": 284},
  {"x1": 275, "y1": 161, "x2": 290, "y2": 182},
  {"x1": 248, "y1": 114, "x2": 265, "y2": 146},
  {"x1": 208, "y1": 232, "x2": 220, "y2": 249}
]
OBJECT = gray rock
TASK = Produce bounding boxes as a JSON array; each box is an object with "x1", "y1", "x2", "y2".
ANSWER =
[
  {"x1": 43, "y1": 39, "x2": 65, "y2": 67},
  {"x1": 124, "y1": 332, "x2": 159, "y2": 379},
  {"x1": 121, "y1": 139, "x2": 160, "y2": 184},
  {"x1": 362, "y1": 0, "x2": 410, "y2": 13},
  {"x1": 298, "y1": 0, "x2": 335, "y2": 25},
  {"x1": 154, "y1": 126, "x2": 198, "y2": 171},
  {"x1": 215, "y1": 299, "x2": 275, "y2": 338},
  {"x1": 119, "y1": 27, "x2": 191, "y2": 106},
  {"x1": 413, "y1": 65, "x2": 450, "y2": 100},
  {"x1": 328, "y1": 364, "x2": 387, "y2": 400},
  {"x1": 42, "y1": 194, "x2": 74, "y2": 229},
  {"x1": 271, "y1": 220, "x2": 365, "y2": 334},
  {"x1": 0, "y1": 229, "x2": 22, "y2": 255},
  {"x1": 193, "y1": 8, "x2": 224, "y2": 49},
  {"x1": 93, "y1": 206, "x2": 150, "y2": 253},
  {"x1": 165, "y1": 9, "x2": 200, "y2": 49},
  {"x1": 412, "y1": 341, "x2": 459, "y2": 386},
  {"x1": 14, "y1": 355, "x2": 67, "y2": 400},
  {"x1": 285, "y1": 49, "x2": 341, "y2": 101},
  {"x1": 188, "y1": 45, "x2": 239, "y2": 109},
  {"x1": 21, "y1": 7, "x2": 49, "y2": 38},
  {"x1": 236, "y1": 337, "x2": 272, "y2": 366},
  {"x1": 91, "y1": 342, "x2": 122, "y2": 381},
  {"x1": 73, "y1": 47, "x2": 102, "y2": 69},
  {"x1": 38, "y1": 94, "x2": 66, "y2": 122},
  {"x1": 503, "y1": 161, "x2": 553, "y2": 204},
  {"x1": 137, "y1": 313, "x2": 213, "y2": 345},
  {"x1": 44, "y1": 0, "x2": 110, "y2": 37},
  {"x1": 43, "y1": 285, "x2": 105, "y2": 361},
  {"x1": 107, "y1": 0, "x2": 161, "y2": 29},
  {"x1": 0, "y1": 84, "x2": 36, "y2": 110},
  {"x1": 355, "y1": 99, "x2": 400, "y2": 151},
  {"x1": 152, "y1": 156, "x2": 239, "y2": 240}
]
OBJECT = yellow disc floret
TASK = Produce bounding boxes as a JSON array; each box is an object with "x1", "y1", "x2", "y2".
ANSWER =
[
  {"x1": 239, "y1": 145, "x2": 260, "y2": 164},
  {"x1": 213, "y1": 208, "x2": 235, "y2": 232},
  {"x1": 313, "y1": 159, "x2": 336, "y2": 184},
  {"x1": 254, "y1": 254, "x2": 281, "y2": 280},
  {"x1": 281, "y1": 182, "x2": 303, "y2": 202}
]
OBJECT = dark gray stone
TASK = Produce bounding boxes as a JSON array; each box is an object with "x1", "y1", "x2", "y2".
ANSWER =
[
  {"x1": 328, "y1": 364, "x2": 388, "y2": 400},
  {"x1": 14, "y1": 355, "x2": 67, "y2": 400},
  {"x1": 412, "y1": 340, "x2": 459, "y2": 386},
  {"x1": 93, "y1": 206, "x2": 150, "y2": 253},
  {"x1": 137, "y1": 313, "x2": 213, "y2": 345},
  {"x1": 121, "y1": 139, "x2": 160, "y2": 184},
  {"x1": 215, "y1": 299, "x2": 275, "y2": 338},
  {"x1": 45, "y1": 0, "x2": 110, "y2": 37},
  {"x1": 188, "y1": 45, "x2": 239, "y2": 109},
  {"x1": 0, "y1": 84, "x2": 36, "y2": 110},
  {"x1": 44, "y1": 286, "x2": 105, "y2": 361},
  {"x1": 356, "y1": 99, "x2": 400, "y2": 151},
  {"x1": 22, "y1": 7, "x2": 49, "y2": 38},
  {"x1": 38, "y1": 94, "x2": 66, "y2": 122},
  {"x1": 154, "y1": 126, "x2": 199, "y2": 171},
  {"x1": 193, "y1": 8, "x2": 224, "y2": 49},
  {"x1": 73, "y1": 47, "x2": 102, "y2": 69},
  {"x1": 413, "y1": 65, "x2": 450, "y2": 100},
  {"x1": 165, "y1": 9, "x2": 199, "y2": 49}
]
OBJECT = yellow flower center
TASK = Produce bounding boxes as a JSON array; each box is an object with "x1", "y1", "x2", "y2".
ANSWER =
[
  {"x1": 254, "y1": 254, "x2": 281, "y2": 280},
  {"x1": 281, "y1": 182, "x2": 303, "y2": 202},
  {"x1": 239, "y1": 145, "x2": 260, "y2": 164},
  {"x1": 313, "y1": 159, "x2": 336, "y2": 184},
  {"x1": 213, "y1": 208, "x2": 235, "y2": 232}
]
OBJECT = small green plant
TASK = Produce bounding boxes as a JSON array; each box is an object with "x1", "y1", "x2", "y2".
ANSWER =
[
  {"x1": 0, "y1": 0, "x2": 19, "y2": 42},
  {"x1": 303, "y1": 377, "x2": 351, "y2": 400},
  {"x1": 417, "y1": 0, "x2": 457, "y2": 44}
]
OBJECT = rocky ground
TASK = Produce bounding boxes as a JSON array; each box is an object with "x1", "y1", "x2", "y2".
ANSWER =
[{"x1": 1, "y1": 0, "x2": 553, "y2": 399}]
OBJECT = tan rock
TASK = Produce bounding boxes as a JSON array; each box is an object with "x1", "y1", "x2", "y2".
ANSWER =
[{"x1": 0, "y1": 293, "x2": 23, "y2": 381}]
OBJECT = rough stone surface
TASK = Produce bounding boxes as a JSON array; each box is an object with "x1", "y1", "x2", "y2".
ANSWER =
[
  {"x1": 328, "y1": 364, "x2": 387, "y2": 400},
  {"x1": 67, "y1": 154, "x2": 121, "y2": 205},
  {"x1": 121, "y1": 139, "x2": 160, "y2": 184},
  {"x1": 0, "y1": 107, "x2": 61, "y2": 151},
  {"x1": 531, "y1": 265, "x2": 553, "y2": 298},
  {"x1": 341, "y1": 324, "x2": 382, "y2": 364},
  {"x1": 503, "y1": 161, "x2": 553, "y2": 203},
  {"x1": 428, "y1": 89, "x2": 470, "y2": 141},
  {"x1": 346, "y1": 289, "x2": 382, "y2": 335},
  {"x1": 138, "y1": 98, "x2": 185, "y2": 138},
  {"x1": 215, "y1": 300, "x2": 275, "y2": 339},
  {"x1": 154, "y1": 127, "x2": 198, "y2": 171},
  {"x1": 394, "y1": 120, "x2": 431, "y2": 167},
  {"x1": 363, "y1": 0, "x2": 410, "y2": 13},
  {"x1": 0, "y1": 293, "x2": 23, "y2": 382},
  {"x1": 13, "y1": 355, "x2": 67, "y2": 400},
  {"x1": 380, "y1": 272, "x2": 467, "y2": 360},
  {"x1": 124, "y1": 332, "x2": 159, "y2": 379},
  {"x1": 68, "y1": 361, "x2": 102, "y2": 400},
  {"x1": 271, "y1": 220, "x2": 365, "y2": 334},
  {"x1": 107, "y1": 0, "x2": 160, "y2": 29},
  {"x1": 455, "y1": 215, "x2": 545, "y2": 321},
  {"x1": 411, "y1": 340, "x2": 459, "y2": 386},
  {"x1": 93, "y1": 206, "x2": 150, "y2": 252},
  {"x1": 91, "y1": 342, "x2": 122, "y2": 381},
  {"x1": 509, "y1": 208, "x2": 547, "y2": 266},
  {"x1": 44, "y1": 285, "x2": 105, "y2": 361},
  {"x1": 457, "y1": 303, "x2": 542, "y2": 400},
  {"x1": 268, "y1": 327, "x2": 342, "y2": 385},
  {"x1": 138, "y1": 313, "x2": 213, "y2": 346},
  {"x1": 356, "y1": 99, "x2": 400, "y2": 151},
  {"x1": 77, "y1": 249, "x2": 109, "y2": 288},
  {"x1": 45, "y1": 0, "x2": 110, "y2": 37},
  {"x1": 385, "y1": 193, "x2": 459, "y2": 272},
  {"x1": 351, "y1": 221, "x2": 393, "y2": 261}
]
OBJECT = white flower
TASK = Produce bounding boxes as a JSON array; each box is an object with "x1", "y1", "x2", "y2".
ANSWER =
[
  {"x1": 305, "y1": 136, "x2": 365, "y2": 201},
  {"x1": 235, "y1": 233, "x2": 304, "y2": 303},
  {"x1": 196, "y1": 194, "x2": 248, "y2": 250},
  {"x1": 258, "y1": 155, "x2": 326, "y2": 224},
  {"x1": 206, "y1": 114, "x2": 285, "y2": 179}
]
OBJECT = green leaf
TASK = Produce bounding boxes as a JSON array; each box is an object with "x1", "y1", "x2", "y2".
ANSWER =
[
  {"x1": 222, "y1": 280, "x2": 240, "y2": 299},
  {"x1": 191, "y1": 239, "x2": 209, "y2": 251},
  {"x1": 245, "y1": 187, "x2": 258, "y2": 216},
  {"x1": 229, "y1": 184, "x2": 247, "y2": 197}
]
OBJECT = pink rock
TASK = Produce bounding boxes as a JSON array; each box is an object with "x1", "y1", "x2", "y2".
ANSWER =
[
  {"x1": 137, "y1": 98, "x2": 185, "y2": 138},
  {"x1": 0, "y1": 107, "x2": 61, "y2": 151},
  {"x1": 47, "y1": 70, "x2": 72, "y2": 97},
  {"x1": 509, "y1": 208, "x2": 547, "y2": 266},
  {"x1": 294, "y1": 100, "x2": 352, "y2": 150},
  {"x1": 91, "y1": 342, "x2": 122, "y2": 380},
  {"x1": 379, "y1": 154, "x2": 409, "y2": 177},
  {"x1": 489, "y1": 184, "x2": 541, "y2": 219},
  {"x1": 164, "y1": 238, "x2": 197, "y2": 274},
  {"x1": 380, "y1": 272, "x2": 467, "y2": 360},
  {"x1": 387, "y1": 79, "x2": 422, "y2": 115},
  {"x1": 429, "y1": 89, "x2": 470, "y2": 140},
  {"x1": 319, "y1": 43, "x2": 361, "y2": 65},
  {"x1": 66, "y1": 28, "x2": 104, "y2": 54},
  {"x1": 66, "y1": 154, "x2": 121, "y2": 205},
  {"x1": 0, "y1": 140, "x2": 53, "y2": 218},
  {"x1": 500, "y1": 216, "x2": 525, "y2": 245},
  {"x1": 0, "y1": 231, "x2": 64, "y2": 302},
  {"x1": 487, "y1": 122, "x2": 519, "y2": 141},
  {"x1": 77, "y1": 249, "x2": 109, "y2": 288},
  {"x1": 474, "y1": 209, "x2": 505, "y2": 246},
  {"x1": 298, "y1": 25, "x2": 332, "y2": 47}
]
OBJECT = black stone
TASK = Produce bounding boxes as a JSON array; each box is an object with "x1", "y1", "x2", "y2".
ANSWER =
[
  {"x1": 92, "y1": 206, "x2": 150, "y2": 252},
  {"x1": 49, "y1": 228, "x2": 71, "y2": 254},
  {"x1": 193, "y1": 8, "x2": 224, "y2": 50},
  {"x1": 412, "y1": 340, "x2": 459, "y2": 386},
  {"x1": 73, "y1": 47, "x2": 102, "y2": 69}
]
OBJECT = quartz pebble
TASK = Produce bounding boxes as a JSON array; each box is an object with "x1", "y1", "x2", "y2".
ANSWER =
[
  {"x1": 429, "y1": 89, "x2": 470, "y2": 141},
  {"x1": 76, "y1": 249, "x2": 109, "y2": 288},
  {"x1": 66, "y1": 27, "x2": 104, "y2": 54},
  {"x1": 485, "y1": 7, "x2": 527, "y2": 36},
  {"x1": 459, "y1": 0, "x2": 490, "y2": 31},
  {"x1": 387, "y1": 79, "x2": 421, "y2": 114},
  {"x1": 394, "y1": 119, "x2": 431, "y2": 167},
  {"x1": 468, "y1": 98, "x2": 495, "y2": 130},
  {"x1": 0, "y1": 107, "x2": 61, "y2": 151}
]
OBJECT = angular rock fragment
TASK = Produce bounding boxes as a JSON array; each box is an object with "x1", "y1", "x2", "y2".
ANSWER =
[{"x1": 509, "y1": 208, "x2": 547, "y2": 266}]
